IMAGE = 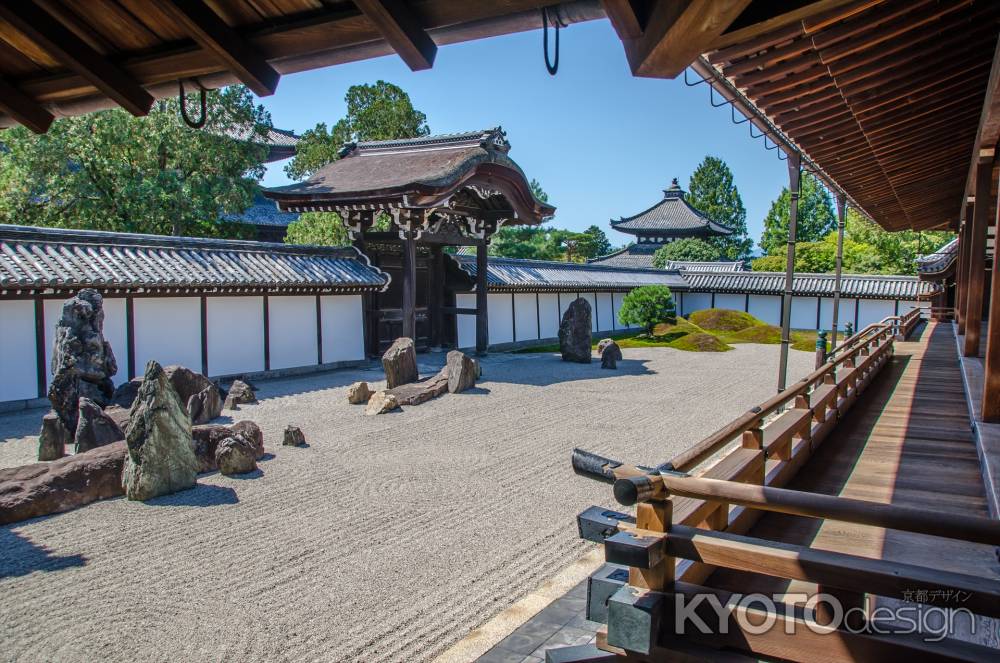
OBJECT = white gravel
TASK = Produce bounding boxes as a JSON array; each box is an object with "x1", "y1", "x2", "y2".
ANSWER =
[{"x1": 0, "y1": 345, "x2": 811, "y2": 662}]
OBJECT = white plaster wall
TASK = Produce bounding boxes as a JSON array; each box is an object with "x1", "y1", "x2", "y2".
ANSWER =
[
  {"x1": 714, "y1": 294, "x2": 745, "y2": 312},
  {"x1": 791, "y1": 296, "x2": 819, "y2": 330},
  {"x1": 0, "y1": 300, "x2": 38, "y2": 401},
  {"x1": 456, "y1": 293, "x2": 476, "y2": 349},
  {"x1": 513, "y1": 293, "x2": 539, "y2": 341},
  {"x1": 322, "y1": 295, "x2": 365, "y2": 362},
  {"x1": 43, "y1": 297, "x2": 127, "y2": 385},
  {"x1": 858, "y1": 299, "x2": 896, "y2": 329},
  {"x1": 597, "y1": 293, "x2": 614, "y2": 331},
  {"x1": 748, "y1": 295, "x2": 782, "y2": 325},
  {"x1": 268, "y1": 296, "x2": 318, "y2": 370},
  {"x1": 612, "y1": 292, "x2": 627, "y2": 329},
  {"x1": 581, "y1": 292, "x2": 598, "y2": 332},
  {"x1": 133, "y1": 297, "x2": 201, "y2": 373},
  {"x1": 819, "y1": 297, "x2": 858, "y2": 331},
  {"x1": 683, "y1": 293, "x2": 712, "y2": 316},
  {"x1": 539, "y1": 293, "x2": 560, "y2": 338},
  {"x1": 488, "y1": 293, "x2": 514, "y2": 345},
  {"x1": 558, "y1": 292, "x2": 573, "y2": 321},
  {"x1": 207, "y1": 296, "x2": 264, "y2": 376}
]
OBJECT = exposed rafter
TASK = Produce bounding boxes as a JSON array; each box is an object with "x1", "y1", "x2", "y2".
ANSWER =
[
  {"x1": 0, "y1": 0, "x2": 153, "y2": 117},
  {"x1": 0, "y1": 76, "x2": 52, "y2": 133},
  {"x1": 161, "y1": 0, "x2": 280, "y2": 97},
  {"x1": 353, "y1": 0, "x2": 437, "y2": 71},
  {"x1": 601, "y1": 0, "x2": 645, "y2": 40}
]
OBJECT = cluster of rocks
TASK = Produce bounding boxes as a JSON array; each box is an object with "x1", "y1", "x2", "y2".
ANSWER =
[
  {"x1": 348, "y1": 337, "x2": 480, "y2": 415},
  {"x1": 558, "y1": 297, "x2": 623, "y2": 369}
]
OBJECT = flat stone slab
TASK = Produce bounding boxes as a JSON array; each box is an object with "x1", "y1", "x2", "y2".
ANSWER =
[{"x1": 386, "y1": 370, "x2": 449, "y2": 406}]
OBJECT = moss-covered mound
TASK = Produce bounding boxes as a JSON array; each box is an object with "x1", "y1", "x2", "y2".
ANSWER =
[
  {"x1": 650, "y1": 317, "x2": 703, "y2": 343},
  {"x1": 668, "y1": 332, "x2": 732, "y2": 352},
  {"x1": 689, "y1": 309, "x2": 763, "y2": 333},
  {"x1": 731, "y1": 324, "x2": 782, "y2": 344}
]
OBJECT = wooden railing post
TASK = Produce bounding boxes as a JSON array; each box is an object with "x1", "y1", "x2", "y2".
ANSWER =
[
  {"x1": 814, "y1": 330, "x2": 827, "y2": 369},
  {"x1": 631, "y1": 501, "x2": 674, "y2": 591}
]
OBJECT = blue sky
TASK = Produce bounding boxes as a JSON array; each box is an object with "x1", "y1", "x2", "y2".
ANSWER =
[{"x1": 258, "y1": 19, "x2": 789, "y2": 250}]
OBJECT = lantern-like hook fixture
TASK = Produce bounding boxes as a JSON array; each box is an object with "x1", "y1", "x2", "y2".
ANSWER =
[
  {"x1": 178, "y1": 79, "x2": 207, "y2": 129},
  {"x1": 542, "y1": 6, "x2": 560, "y2": 75}
]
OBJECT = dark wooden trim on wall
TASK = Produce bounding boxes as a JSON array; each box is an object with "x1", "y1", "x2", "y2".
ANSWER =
[
  {"x1": 744, "y1": 293, "x2": 750, "y2": 312},
  {"x1": 125, "y1": 294, "x2": 136, "y2": 379},
  {"x1": 316, "y1": 294, "x2": 323, "y2": 364},
  {"x1": 200, "y1": 295, "x2": 208, "y2": 376},
  {"x1": 711, "y1": 292, "x2": 716, "y2": 308},
  {"x1": 510, "y1": 292, "x2": 516, "y2": 343},
  {"x1": 34, "y1": 298, "x2": 46, "y2": 398},
  {"x1": 263, "y1": 294, "x2": 271, "y2": 371},
  {"x1": 816, "y1": 297, "x2": 822, "y2": 330},
  {"x1": 535, "y1": 292, "x2": 541, "y2": 339},
  {"x1": 854, "y1": 298, "x2": 860, "y2": 330}
]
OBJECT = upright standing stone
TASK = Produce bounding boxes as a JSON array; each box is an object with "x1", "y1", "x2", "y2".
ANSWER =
[
  {"x1": 48, "y1": 290, "x2": 118, "y2": 430},
  {"x1": 121, "y1": 361, "x2": 198, "y2": 501},
  {"x1": 164, "y1": 366, "x2": 223, "y2": 424},
  {"x1": 559, "y1": 298, "x2": 593, "y2": 364},
  {"x1": 38, "y1": 412, "x2": 69, "y2": 461},
  {"x1": 382, "y1": 337, "x2": 418, "y2": 389},
  {"x1": 74, "y1": 397, "x2": 124, "y2": 453},
  {"x1": 446, "y1": 351, "x2": 478, "y2": 393}
]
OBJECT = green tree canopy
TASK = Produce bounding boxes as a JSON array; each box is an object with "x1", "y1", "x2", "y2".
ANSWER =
[
  {"x1": 285, "y1": 81, "x2": 429, "y2": 180},
  {"x1": 575, "y1": 225, "x2": 612, "y2": 259},
  {"x1": 618, "y1": 285, "x2": 676, "y2": 334},
  {"x1": 0, "y1": 86, "x2": 271, "y2": 237},
  {"x1": 759, "y1": 172, "x2": 836, "y2": 256},
  {"x1": 687, "y1": 156, "x2": 751, "y2": 259},
  {"x1": 651, "y1": 238, "x2": 720, "y2": 267}
]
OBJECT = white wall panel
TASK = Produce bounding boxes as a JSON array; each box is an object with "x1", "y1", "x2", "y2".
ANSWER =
[
  {"x1": 539, "y1": 293, "x2": 560, "y2": 338},
  {"x1": 612, "y1": 292, "x2": 627, "y2": 329},
  {"x1": 133, "y1": 297, "x2": 201, "y2": 374},
  {"x1": 268, "y1": 296, "x2": 317, "y2": 370},
  {"x1": 558, "y1": 292, "x2": 573, "y2": 321},
  {"x1": 456, "y1": 293, "x2": 476, "y2": 349},
  {"x1": 714, "y1": 293, "x2": 745, "y2": 312},
  {"x1": 322, "y1": 295, "x2": 365, "y2": 362},
  {"x1": 43, "y1": 297, "x2": 127, "y2": 385},
  {"x1": 513, "y1": 293, "x2": 539, "y2": 341},
  {"x1": 207, "y1": 296, "x2": 264, "y2": 376},
  {"x1": 597, "y1": 293, "x2": 614, "y2": 331},
  {"x1": 819, "y1": 297, "x2": 858, "y2": 331},
  {"x1": 858, "y1": 299, "x2": 895, "y2": 329},
  {"x1": 581, "y1": 292, "x2": 598, "y2": 332},
  {"x1": 0, "y1": 300, "x2": 38, "y2": 401},
  {"x1": 683, "y1": 293, "x2": 712, "y2": 316},
  {"x1": 488, "y1": 293, "x2": 514, "y2": 345},
  {"x1": 790, "y1": 296, "x2": 819, "y2": 330},
  {"x1": 748, "y1": 295, "x2": 781, "y2": 325}
]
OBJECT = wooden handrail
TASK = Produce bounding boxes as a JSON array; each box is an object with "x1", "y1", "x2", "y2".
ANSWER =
[
  {"x1": 665, "y1": 321, "x2": 894, "y2": 472},
  {"x1": 612, "y1": 472, "x2": 1000, "y2": 546}
]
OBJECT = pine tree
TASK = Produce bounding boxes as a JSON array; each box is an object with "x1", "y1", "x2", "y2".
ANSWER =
[
  {"x1": 759, "y1": 172, "x2": 836, "y2": 256},
  {"x1": 686, "y1": 156, "x2": 751, "y2": 260}
]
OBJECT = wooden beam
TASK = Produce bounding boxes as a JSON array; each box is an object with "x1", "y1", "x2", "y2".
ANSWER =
[
  {"x1": 964, "y1": 160, "x2": 992, "y2": 357},
  {"x1": 0, "y1": 76, "x2": 52, "y2": 133},
  {"x1": 712, "y1": 0, "x2": 866, "y2": 52},
  {"x1": 0, "y1": 1, "x2": 153, "y2": 116},
  {"x1": 621, "y1": 0, "x2": 751, "y2": 78},
  {"x1": 984, "y1": 168, "x2": 1000, "y2": 422},
  {"x1": 353, "y1": 0, "x2": 437, "y2": 71},
  {"x1": 475, "y1": 239, "x2": 488, "y2": 355},
  {"x1": 601, "y1": 0, "x2": 644, "y2": 40},
  {"x1": 161, "y1": 0, "x2": 280, "y2": 97}
]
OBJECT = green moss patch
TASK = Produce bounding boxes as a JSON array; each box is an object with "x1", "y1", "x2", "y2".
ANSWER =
[
  {"x1": 689, "y1": 309, "x2": 762, "y2": 333},
  {"x1": 668, "y1": 332, "x2": 732, "y2": 352},
  {"x1": 730, "y1": 324, "x2": 781, "y2": 344}
]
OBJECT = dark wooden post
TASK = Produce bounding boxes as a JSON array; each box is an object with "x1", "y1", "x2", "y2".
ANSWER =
[
  {"x1": 830, "y1": 193, "x2": 846, "y2": 347},
  {"x1": 778, "y1": 151, "x2": 801, "y2": 392},
  {"x1": 964, "y1": 161, "x2": 992, "y2": 356},
  {"x1": 957, "y1": 203, "x2": 974, "y2": 333},
  {"x1": 476, "y1": 237, "x2": 489, "y2": 355},
  {"x1": 401, "y1": 228, "x2": 417, "y2": 341},
  {"x1": 983, "y1": 166, "x2": 1000, "y2": 421},
  {"x1": 429, "y1": 244, "x2": 444, "y2": 349}
]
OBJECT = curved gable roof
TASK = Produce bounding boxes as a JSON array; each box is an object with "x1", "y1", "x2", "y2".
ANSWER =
[{"x1": 612, "y1": 181, "x2": 733, "y2": 236}]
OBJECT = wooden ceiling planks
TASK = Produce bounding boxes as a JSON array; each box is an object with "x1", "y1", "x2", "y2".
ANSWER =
[{"x1": 705, "y1": 0, "x2": 1000, "y2": 231}]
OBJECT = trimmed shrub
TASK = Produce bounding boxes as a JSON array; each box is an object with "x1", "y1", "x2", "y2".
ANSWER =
[{"x1": 618, "y1": 286, "x2": 676, "y2": 334}]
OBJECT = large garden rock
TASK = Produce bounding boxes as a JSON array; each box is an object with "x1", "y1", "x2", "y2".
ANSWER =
[
  {"x1": 191, "y1": 420, "x2": 263, "y2": 472},
  {"x1": 74, "y1": 397, "x2": 124, "y2": 453},
  {"x1": 187, "y1": 385, "x2": 223, "y2": 425},
  {"x1": 38, "y1": 412, "x2": 69, "y2": 461},
  {"x1": 382, "y1": 337, "x2": 418, "y2": 389},
  {"x1": 347, "y1": 381, "x2": 372, "y2": 404},
  {"x1": 110, "y1": 378, "x2": 143, "y2": 409},
  {"x1": 223, "y1": 379, "x2": 257, "y2": 410},
  {"x1": 387, "y1": 371, "x2": 449, "y2": 406},
  {"x1": 446, "y1": 351, "x2": 478, "y2": 393},
  {"x1": 600, "y1": 340, "x2": 623, "y2": 369},
  {"x1": 283, "y1": 425, "x2": 306, "y2": 447},
  {"x1": 121, "y1": 361, "x2": 198, "y2": 501},
  {"x1": 164, "y1": 366, "x2": 223, "y2": 424},
  {"x1": 215, "y1": 434, "x2": 257, "y2": 476},
  {"x1": 48, "y1": 290, "x2": 118, "y2": 429},
  {"x1": 364, "y1": 390, "x2": 400, "y2": 415},
  {"x1": 0, "y1": 441, "x2": 126, "y2": 525},
  {"x1": 559, "y1": 298, "x2": 592, "y2": 364}
]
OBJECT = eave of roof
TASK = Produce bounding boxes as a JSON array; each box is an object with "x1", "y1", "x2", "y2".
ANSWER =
[
  {"x1": 611, "y1": 194, "x2": 733, "y2": 236},
  {"x1": 454, "y1": 254, "x2": 688, "y2": 291}
]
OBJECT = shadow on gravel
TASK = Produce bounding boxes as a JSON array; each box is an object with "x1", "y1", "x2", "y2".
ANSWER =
[
  {"x1": 0, "y1": 529, "x2": 87, "y2": 578},
  {"x1": 145, "y1": 484, "x2": 238, "y2": 507},
  {"x1": 477, "y1": 355, "x2": 654, "y2": 387}
]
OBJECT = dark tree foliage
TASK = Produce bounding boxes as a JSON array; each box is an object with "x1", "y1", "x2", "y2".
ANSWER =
[{"x1": 687, "y1": 156, "x2": 751, "y2": 259}]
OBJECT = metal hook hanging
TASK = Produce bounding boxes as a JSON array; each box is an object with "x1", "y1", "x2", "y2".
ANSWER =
[
  {"x1": 684, "y1": 68, "x2": 708, "y2": 86},
  {"x1": 709, "y1": 85, "x2": 731, "y2": 108},
  {"x1": 731, "y1": 106, "x2": 750, "y2": 124},
  {"x1": 542, "y1": 6, "x2": 560, "y2": 75},
  {"x1": 763, "y1": 135, "x2": 780, "y2": 150},
  {"x1": 178, "y1": 79, "x2": 207, "y2": 129},
  {"x1": 749, "y1": 123, "x2": 766, "y2": 139}
]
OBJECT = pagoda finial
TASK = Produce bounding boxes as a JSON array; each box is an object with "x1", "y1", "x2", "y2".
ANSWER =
[{"x1": 663, "y1": 177, "x2": 683, "y2": 198}]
